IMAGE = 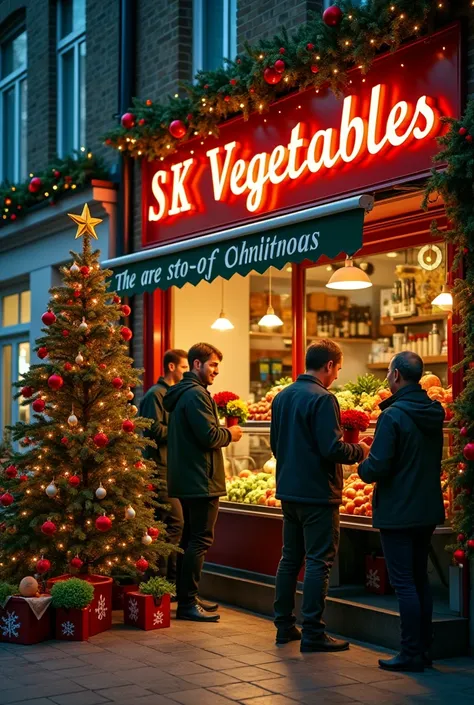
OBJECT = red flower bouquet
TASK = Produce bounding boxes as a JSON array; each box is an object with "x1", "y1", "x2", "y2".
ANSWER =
[
  {"x1": 340, "y1": 409, "x2": 370, "y2": 444},
  {"x1": 213, "y1": 391, "x2": 239, "y2": 418}
]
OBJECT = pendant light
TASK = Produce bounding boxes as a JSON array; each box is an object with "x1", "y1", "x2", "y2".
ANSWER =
[
  {"x1": 258, "y1": 268, "x2": 284, "y2": 328},
  {"x1": 326, "y1": 256, "x2": 372, "y2": 291},
  {"x1": 431, "y1": 283, "x2": 453, "y2": 312},
  {"x1": 211, "y1": 280, "x2": 234, "y2": 331}
]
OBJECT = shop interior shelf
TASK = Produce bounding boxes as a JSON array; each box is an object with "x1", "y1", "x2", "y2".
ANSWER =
[
  {"x1": 367, "y1": 355, "x2": 447, "y2": 370},
  {"x1": 381, "y1": 312, "x2": 449, "y2": 326},
  {"x1": 249, "y1": 332, "x2": 374, "y2": 344}
]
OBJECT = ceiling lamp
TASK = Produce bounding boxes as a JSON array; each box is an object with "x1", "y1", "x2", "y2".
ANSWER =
[
  {"x1": 211, "y1": 280, "x2": 234, "y2": 331},
  {"x1": 326, "y1": 256, "x2": 372, "y2": 290},
  {"x1": 259, "y1": 268, "x2": 283, "y2": 328},
  {"x1": 431, "y1": 283, "x2": 453, "y2": 312}
]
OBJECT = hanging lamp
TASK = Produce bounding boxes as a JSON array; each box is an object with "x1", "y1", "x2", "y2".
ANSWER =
[
  {"x1": 326, "y1": 256, "x2": 372, "y2": 290},
  {"x1": 211, "y1": 280, "x2": 234, "y2": 330},
  {"x1": 431, "y1": 283, "x2": 453, "y2": 312},
  {"x1": 258, "y1": 268, "x2": 284, "y2": 328}
]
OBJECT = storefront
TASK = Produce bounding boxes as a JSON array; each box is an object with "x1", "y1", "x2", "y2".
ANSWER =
[{"x1": 104, "y1": 25, "x2": 468, "y2": 655}]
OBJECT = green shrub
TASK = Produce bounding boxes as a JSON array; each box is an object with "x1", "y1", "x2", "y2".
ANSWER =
[
  {"x1": 139, "y1": 576, "x2": 176, "y2": 599},
  {"x1": 50, "y1": 578, "x2": 94, "y2": 609},
  {"x1": 0, "y1": 582, "x2": 18, "y2": 604}
]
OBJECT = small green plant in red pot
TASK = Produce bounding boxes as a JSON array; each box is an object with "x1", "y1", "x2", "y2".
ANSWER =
[
  {"x1": 51, "y1": 578, "x2": 94, "y2": 641},
  {"x1": 124, "y1": 576, "x2": 175, "y2": 630}
]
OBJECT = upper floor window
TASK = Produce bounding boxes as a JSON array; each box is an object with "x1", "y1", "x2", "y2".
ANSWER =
[
  {"x1": 57, "y1": 0, "x2": 86, "y2": 157},
  {"x1": 323, "y1": 0, "x2": 367, "y2": 5},
  {"x1": 193, "y1": 0, "x2": 237, "y2": 75},
  {"x1": 0, "y1": 27, "x2": 27, "y2": 183}
]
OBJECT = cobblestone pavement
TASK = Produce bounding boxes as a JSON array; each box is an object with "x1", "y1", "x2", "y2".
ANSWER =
[{"x1": 0, "y1": 606, "x2": 473, "y2": 705}]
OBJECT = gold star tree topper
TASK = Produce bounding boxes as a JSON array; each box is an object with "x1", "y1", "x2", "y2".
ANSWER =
[{"x1": 68, "y1": 203, "x2": 102, "y2": 239}]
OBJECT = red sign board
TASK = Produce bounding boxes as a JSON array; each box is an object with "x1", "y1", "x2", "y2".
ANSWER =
[{"x1": 142, "y1": 25, "x2": 461, "y2": 247}]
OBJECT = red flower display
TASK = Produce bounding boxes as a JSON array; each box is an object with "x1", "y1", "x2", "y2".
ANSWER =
[
  {"x1": 340, "y1": 409, "x2": 370, "y2": 432},
  {"x1": 213, "y1": 391, "x2": 239, "y2": 414}
]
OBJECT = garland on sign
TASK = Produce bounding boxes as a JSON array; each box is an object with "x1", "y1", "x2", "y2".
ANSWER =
[
  {"x1": 423, "y1": 99, "x2": 474, "y2": 563},
  {"x1": 102, "y1": 0, "x2": 446, "y2": 161},
  {"x1": 0, "y1": 152, "x2": 109, "y2": 228}
]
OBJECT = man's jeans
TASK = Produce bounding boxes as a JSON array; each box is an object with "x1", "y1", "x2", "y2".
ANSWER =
[
  {"x1": 177, "y1": 497, "x2": 220, "y2": 607},
  {"x1": 274, "y1": 502, "x2": 339, "y2": 641},
  {"x1": 380, "y1": 526, "x2": 436, "y2": 658}
]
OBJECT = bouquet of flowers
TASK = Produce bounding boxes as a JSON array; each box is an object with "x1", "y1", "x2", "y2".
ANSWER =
[
  {"x1": 214, "y1": 391, "x2": 240, "y2": 418},
  {"x1": 226, "y1": 399, "x2": 249, "y2": 425},
  {"x1": 340, "y1": 409, "x2": 370, "y2": 444}
]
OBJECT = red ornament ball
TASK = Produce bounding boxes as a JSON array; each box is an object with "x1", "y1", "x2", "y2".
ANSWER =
[
  {"x1": 64, "y1": 362, "x2": 72, "y2": 371},
  {"x1": 54, "y1": 170, "x2": 61, "y2": 178},
  {"x1": 307, "y1": 42, "x2": 315, "y2": 50},
  {"x1": 41, "y1": 520, "x2": 57, "y2": 536},
  {"x1": 80, "y1": 266, "x2": 90, "y2": 276},
  {"x1": 468, "y1": 539, "x2": 474, "y2": 550},
  {"x1": 0, "y1": 493, "x2": 13, "y2": 507},
  {"x1": 169, "y1": 120, "x2": 187, "y2": 139},
  {"x1": 112, "y1": 377, "x2": 123, "y2": 389},
  {"x1": 28, "y1": 176, "x2": 42, "y2": 193},
  {"x1": 36, "y1": 558, "x2": 51, "y2": 574},
  {"x1": 229, "y1": 78, "x2": 237, "y2": 86},
  {"x1": 274, "y1": 59, "x2": 285, "y2": 74},
  {"x1": 73, "y1": 290, "x2": 81, "y2": 298},
  {"x1": 146, "y1": 483, "x2": 155, "y2": 491},
  {"x1": 136, "y1": 557, "x2": 149, "y2": 572},
  {"x1": 457, "y1": 533, "x2": 466, "y2": 543},
  {"x1": 279, "y1": 47, "x2": 286, "y2": 54},
  {"x1": 461, "y1": 426, "x2": 469, "y2": 437},
  {"x1": 19, "y1": 474, "x2": 28, "y2": 482},
  {"x1": 32, "y1": 398, "x2": 46, "y2": 413},
  {"x1": 264, "y1": 67, "x2": 282, "y2": 85},
  {"x1": 454, "y1": 548, "x2": 466, "y2": 564},
  {"x1": 60, "y1": 437, "x2": 69, "y2": 446},
  {"x1": 62, "y1": 330, "x2": 69, "y2": 337},
  {"x1": 459, "y1": 127, "x2": 468, "y2": 136},
  {"x1": 121, "y1": 304, "x2": 131, "y2": 317},
  {"x1": 93, "y1": 432, "x2": 109, "y2": 448},
  {"x1": 99, "y1": 363, "x2": 107, "y2": 370},
  {"x1": 323, "y1": 5, "x2": 343, "y2": 26},
  {"x1": 204, "y1": 84, "x2": 209, "y2": 89},
  {"x1": 95, "y1": 515, "x2": 112, "y2": 532},
  {"x1": 147, "y1": 527, "x2": 160, "y2": 538},
  {"x1": 463, "y1": 442, "x2": 474, "y2": 461},
  {"x1": 37, "y1": 347, "x2": 48, "y2": 359},
  {"x1": 10, "y1": 214, "x2": 17, "y2": 221},
  {"x1": 121, "y1": 112, "x2": 136, "y2": 129},
  {"x1": 21, "y1": 386, "x2": 34, "y2": 398},
  {"x1": 146, "y1": 99, "x2": 153, "y2": 106},
  {"x1": 467, "y1": 135, "x2": 473, "y2": 143},
  {"x1": 224, "y1": 95, "x2": 230, "y2": 102},
  {"x1": 113, "y1": 295, "x2": 121, "y2": 304},
  {"x1": 5, "y1": 465, "x2": 17, "y2": 479},
  {"x1": 311, "y1": 64, "x2": 319, "y2": 74},
  {"x1": 70, "y1": 556, "x2": 83, "y2": 569},
  {"x1": 42, "y1": 311, "x2": 56, "y2": 326},
  {"x1": 138, "y1": 118, "x2": 146, "y2": 126},
  {"x1": 120, "y1": 326, "x2": 133, "y2": 341},
  {"x1": 122, "y1": 419, "x2": 135, "y2": 433},
  {"x1": 48, "y1": 374, "x2": 64, "y2": 391},
  {"x1": 68, "y1": 475, "x2": 80, "y2": 488},
  {"x1": 459, "y1": 462, "x2": 467, "y2": 472},
  {"x1": 134, "y1": 461, "x2": 145, "y2": 470}
]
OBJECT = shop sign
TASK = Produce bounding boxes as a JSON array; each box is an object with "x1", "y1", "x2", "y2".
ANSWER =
[{"x1": 142, "y1": 25, "x2": 460, "y2": 247}]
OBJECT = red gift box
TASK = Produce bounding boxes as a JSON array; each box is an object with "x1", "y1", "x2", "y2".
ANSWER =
[
  {"x1": 47, "y1": 574, "x2": 113, "y2": 636},
  {"x1": 0, "y1": 596, "x2": 52, "y2": 645},
  {"x1": 365, "y1": 555, "x2": 392, "y2": 595},
  {"x1": 112, "y1": 582, "x2": 139, "y2": 610},
  {"x1": 123, "y1": 591, "x2": 171, "y2": 630},
  {"x1": 55, "y1": 607, "x2": 89, "y2": 641}
]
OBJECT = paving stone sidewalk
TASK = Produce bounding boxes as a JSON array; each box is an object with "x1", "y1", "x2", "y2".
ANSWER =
[{"x1": 0, "y1": 605, "x2": 473, "y2": 705}]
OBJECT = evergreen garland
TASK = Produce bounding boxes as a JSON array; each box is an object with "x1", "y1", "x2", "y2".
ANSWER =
[{"x1": 102, "y1": 0, "x2": 439, "y2": 160}]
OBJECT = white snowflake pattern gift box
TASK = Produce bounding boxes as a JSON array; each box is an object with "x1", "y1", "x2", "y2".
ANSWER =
[
  {"x1": 365, "y1": 555, "x2": 392, "y2": 596},
  {"x1": 124, "y1": 591, "x2": 171, "y2": 631},
  {"x1": 54, "y1": 606, "x2": 89, "y2": 641},
  {"x1": 47, "y1": 574, "x2": 113, "y2": 637},
  {"x1": 0, "y1": 596, "x2": 52, "y2": 645}
]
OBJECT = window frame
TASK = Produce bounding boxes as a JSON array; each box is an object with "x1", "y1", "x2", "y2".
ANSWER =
[
  {"x1": 0, "y1": 25, "x2": 27, "y2": 183},
  {"x1": 56, "y1": 0, "x2": 86, "y2": 157},
  {"x1": 192, "y1": 0, "x2": 237, "y2": 76}
]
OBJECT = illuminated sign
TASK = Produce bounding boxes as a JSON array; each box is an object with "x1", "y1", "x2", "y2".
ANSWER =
[{"x1": 142, "y1": 25, "x2": 461, "y2": 247}]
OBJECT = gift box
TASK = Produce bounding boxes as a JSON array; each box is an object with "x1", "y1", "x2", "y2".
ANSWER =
[
  {"x1": 0, "y1": 596, "x2": 52, "y2": 645},
  {"x1": 365, "y1": 554, "x2": 392, "y2": 595},
  {"x1": 123, "y1": 591, "x2": 171, "y2": 631},
  {"x1": 47, "y1": 574, "x2": 113, "y2": 636},
  {"x1": 112, "y1": 581, "x2": 139, "y2": 610},
  {"x1": 55, "y1": 607, "x2": 89, "y2": 641}
]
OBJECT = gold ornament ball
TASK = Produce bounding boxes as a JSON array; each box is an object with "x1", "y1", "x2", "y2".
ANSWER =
[{"x1": 19, "y1": 576, "x2": 39, "y2": 597}]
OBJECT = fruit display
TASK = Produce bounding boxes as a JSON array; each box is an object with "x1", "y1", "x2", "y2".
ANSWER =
[
  {"x1": 247, "y1": 378, "x2": 292, "y2": 421},
  {"x1": 340, "y1": 473, "x2": 374, "y2": 517},
  {"x1": 420, "y1": 374, "x2": 453, "y2": 420},
  {"x1": 223, "y1": 470, "x2": 280, "y2": 507}
]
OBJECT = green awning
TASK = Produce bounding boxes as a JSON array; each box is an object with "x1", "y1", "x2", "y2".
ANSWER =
[{"x1": 103, "y1": 195, "x2": 373, "y2": 296}]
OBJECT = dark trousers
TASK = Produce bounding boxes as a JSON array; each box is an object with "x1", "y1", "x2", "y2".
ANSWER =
[
  {"x1": 157, "y1": 495, "x2": 183, "y2": 583},
  {"x1": 380, "y1": 526, "x2": 435, "y2": 658},
  {"x1": 177, "y1": 497, "x2": 220, "y2": 607},
  {"x1": 274, "y1": 502, "x2": 339, "y2": 640}
]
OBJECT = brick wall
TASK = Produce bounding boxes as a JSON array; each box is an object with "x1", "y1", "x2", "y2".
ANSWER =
[{"x1": 238, "y1": 0, "x2": 322, "y2": 46}]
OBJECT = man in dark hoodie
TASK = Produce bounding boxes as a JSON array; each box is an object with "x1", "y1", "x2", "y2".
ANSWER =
[
  {"x1": 139, "y1": 349, "x2": 188, "y2": 582},
  {"x1": 359, "y1": 351, "x2": 445, "y2": 673},
  {"x1": 164, "y1": 342, "x2": 243, "y2": 622},
  {"x1": 271, "y1": 340, "x2": 370, "y2": 652}
]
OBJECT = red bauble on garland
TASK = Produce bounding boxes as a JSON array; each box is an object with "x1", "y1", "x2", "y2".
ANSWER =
[
  {"x1": 0, "y1": 493, "x2": 14, "y2": 507},
  {"x1": 62, "y1": 330, "x2": 69, "y2": 337},
  {"x1": 463, "y1": 442, "x2": 474, "y2": 461},
  {"x1": 36, "y1": 558, "x2": 51, "y2": 574},
  {"x1": 42, "y1": 311, "x2": 56, "y2": 326},
  {"x1": 120, "y1": 326, "x2": 133, "y2": 341},
  {"x1": 73, "y1": 290, "x2": 81, "y2": 298},
  {"x1": 64, "y1": 362, "x2": 72, "y2": 371},
  {"x1": 68, "y1": 475, "x2": 80, "y2": 488},
  {"x1": 121, "y1": 304, "x2": 131, "y2": 317},
  {"x1": 274, "y1": 59, "x2": 285, "y2": 74},
  {"x1": 80, "y1": 266, "x2": 90, "y2": 276},
  {"x1": 454, "y1": 548, "x2": 466, "y2": 564},
  {"x1": 458, "y1": 533, "x2": 466, "y2": 543},
  {"x1": 60, "y1": 437, "x2": 69, "y2": 446},
  {"x1": 146, "y1": 483, "x2": 155, "y2": 491},
  {"x1": 32, "y1": 398, "x2": 46, "y2": 413},
  {"x1": 322, "y1": 5, "x2": 343, "y2": 26},
  {"x1": 28, "y1": 176, "x2": 42, "y2": 193},
  {"x1": 138, "y1": 118, "x2": 146, "y2": 126},
  {"x1": 5, "y1": 465, "x2": 17, "y2": 479},
  {"x1": 121, "y1": 112, "x2": 136, "y2": 129},
  {"x1": 147, "y1": 527, "x2": 160, "y2": 538},
  {"x1": 95, "y1": 515, "x2": 112, "y2": 532},
  {"x1": 21, "y1": 386, "x2": 34, "y2": 398},
  {"x1": 466, "y1": 135, "x2": 473, "y2": 144},
  {"x1": 113, "y1": 295, "x2": 121, "y2": 304},
  {"x1": 459, "y1": 127, "x2": 468, "y2": 136},
  {"x1": 460, "y1": 426, "x2": 469, "y2": 437},
  {"x1": 93, "y1": 432, "x2": 109, "y2": 448},
  {"x1": 311, "y1": 64, "x2": 319, "y2": 74},
  {"x1": 37, "y1": 347, "x2": 48, "y2": 359},
  {"x1": 41, "y1": 520, "x2": 57, "y2": 536},
  {"x1": 135, "y1": 556, "x2": 149, "y2": 572},
  {"x1": 19, "y1": 474, "x2": 28, "y2": 482},
  {"x1": 112, "y1": 377, "x2": 123, "y2": 389},
  {"x1": 169, "y1": 120, "x2": 187, "y2": 139},
  {"x1": 264, "y1": 67, "x2": 282, "y2": 85},
  {"x1": 48, "y1": 374, "x2": 64, "y2": 391},
  {"x1": 122, "y1": 419, "x2": 135, "y2": 433},
  {"x1": 70, "y1": 556, "x2": 83, "y2": 569},
  {"x1": 467, "y1": 539, "x2": 474, "y2": 550},
  {"x1": 306, "y1": 42, "x2": 315, "y2": 50}
]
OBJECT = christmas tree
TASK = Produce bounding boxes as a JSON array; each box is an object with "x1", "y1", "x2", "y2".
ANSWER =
[{"x1": 0, "y1": 204, "x2": 171, "y2": 582}]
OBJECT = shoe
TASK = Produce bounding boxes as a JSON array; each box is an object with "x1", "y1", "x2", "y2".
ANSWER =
[
  {"x1": 300, "y1": 634, "x2": 349, "y2": 652},
  {"x1": 176, "y1": 604, "x2": 220, "y2": 622},
  {"x1": 378, "y1": 653, "x2": 424, "y2": 672},
  {"x1": 196, "y1": 597, "x2": 219, "y2": 612},
  {"x1": 276, "y1": 625, "x2": 301, "y2": 645}
]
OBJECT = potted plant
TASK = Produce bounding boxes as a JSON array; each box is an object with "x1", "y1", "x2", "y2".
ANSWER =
[
  {"x1": 340, "y1": 409, "x2": 370, "y2": 444},
  {"x1": 225, "y1": 399, "x2": 249, "y2": 427},
  {"x1": 123, "y1": 576, "x2": 175, "y2": 630},
  {"x1": 47, "y1": 573, "x2": 113, "y2": 636},
  {"x1": 51, "y1": 578, "x2": 95, "y2": 641},
  {"x1": 213, "y1": 391, "x2": 239, "y2": 426},
  {"x1": 0, "y1": 580, "x2": 53, "y2": 645}
]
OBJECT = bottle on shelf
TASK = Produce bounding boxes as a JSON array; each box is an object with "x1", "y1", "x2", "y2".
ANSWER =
[
  {"x1": 422, "y1": 334, "x2": 429, "y2": 358},
  {"x1": 431, "y1": 324, "x2": 441, "y2": 356},
  {"x1": 349, "y1": 307, "x2": 357, "y2": 338}
]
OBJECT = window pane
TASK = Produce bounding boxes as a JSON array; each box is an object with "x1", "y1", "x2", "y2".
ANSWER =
[
  {"x1": 203, "y1": 0, "x2": 223, "y2": 71},
  {"x1": 60, "y1": 0, "x2": 85, "y2": 39},
  {"x1": 20, "y1": 290, "x2": 30, "y2": 323},
  {"x1": 60, "y1": 47, "x2": 75, "y2": 154},
  {"x1": 79, "y1": 42, "x2": 86, "y2": 149},
  {"x1": 2, "y1": 294, "x2": 19, "y2": 326},
  {"x1": 18, "y1": 341, "x2": 31, "y2": 424},
  {"x1": 1, "y1": 30, "x2": 26, "y2": 78},
  {"x1": 73, "y1": 0, "x2": 86, "y2": 32},
  {"x1": 2, "y1": 345, "x2": 12, "y2": 433},
  {"x1": 2, "y1": 86, "x2": 16, "y2": 182},
  {"x1": 19, "y1": 79, "x2": 27, "y2": 181}
]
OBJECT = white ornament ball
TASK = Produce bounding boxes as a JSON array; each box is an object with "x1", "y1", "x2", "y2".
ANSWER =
[
  {"x1": 142, "y1": 534, "x2": 153, "y2": 546},
  {"x1": 75, "y1": 353, "x2": 84, "y2": 365},
  {"x1": 70, "y1": 263, "x2": 80, "y2": 274},
  {"x1": 68, "y1": 413, "x2": 78, "y2": 427},
  {"x1": 45, "y1": 482, "x2": 58, "y2": 498},
  {"x1": 78, "y1": 318, "x2": 88, "y2": 332},
  {"x1": 125, "y1": 505, "x2": 136, "y2": 520},
  {"x1": 19, "y1": 576, "x2": 39, "y2": 597},
  {"x1": 95, "y1": 484, "x2": 107, "y2": 500}
]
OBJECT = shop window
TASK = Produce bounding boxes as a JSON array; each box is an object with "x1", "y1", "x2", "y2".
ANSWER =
[
  {"x1": 193, "y1": 0, "x2": 237, "y2": 75},
  {"x1": 57, "y1": 0, "x2": 86, "y2": 157},
  {"x1": 0, "y1": 340, "x2": 30, "y2": 435},
  {"x1": 0, "y1": 27, "x2": 27, "y2": 183},
  {"x1": 1, "y1": 289, "x2": 31, "y2": 327}
]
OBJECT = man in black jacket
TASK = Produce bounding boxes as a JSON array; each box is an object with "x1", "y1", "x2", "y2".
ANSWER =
[
  {"x1": 139, "y1": 349, "x2": 188, "y2": 582},
  {"x1": 164, "y1": 342, "x2": 243, "y2": 622},
  {"x1": 359, "y1": 351, "x2": 445, "y2": 673},
  {"x1": 271, "y1": 340, "x2": 369, "y2": 652}
]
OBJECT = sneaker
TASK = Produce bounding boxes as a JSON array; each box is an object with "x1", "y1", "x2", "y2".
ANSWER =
[
  {"x1": 276, "y1": 625, "x2": 301, "y2": 644},
  {"x1": 301, "y1": 634, "x2": 350, "y2": 652}
]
